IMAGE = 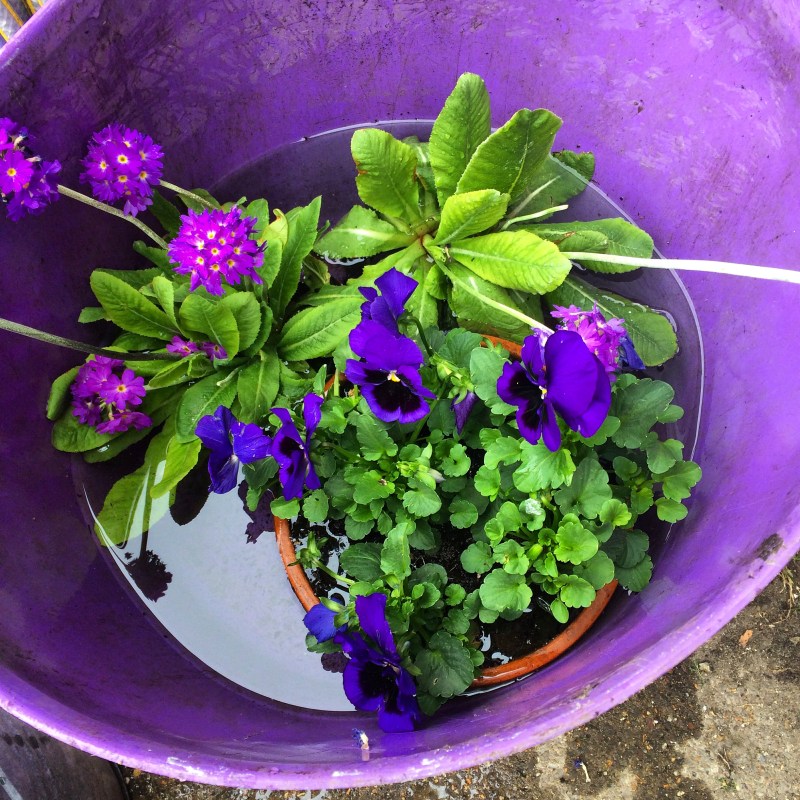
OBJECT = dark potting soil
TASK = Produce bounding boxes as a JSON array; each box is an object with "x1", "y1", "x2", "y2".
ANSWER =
[{"x1": 290, "y1": 517, "x2": 574, "y2": 666}]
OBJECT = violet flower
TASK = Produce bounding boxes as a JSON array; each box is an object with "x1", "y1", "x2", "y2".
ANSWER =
[
  {"x1": 551, "y1": 304, "x2": 627, "y2": 378},
  {"x1": 346, "y1": 320, "x2": 435, "y2": 424},
  {"x1": 359, "y1": 268, "x2": 418, "y2": 331},
  {"x1": 195, "y1": 406, "x2": 272, "y2": 494},
  {"x1": 81, "y1": 124, "x2": 164, "y2": 216},
  {"x1": 70, "y1": 356, "x2": 152, "y2": 434},
  {"x1": 619, "y1": 335, "x2": 646, "y2": 370},
  {"x1": 304, "y1": 604, "x2": 345, "y2": 643},
  {"x1": 168, "y1": 207, "x2": 264, "y2": 296},
  {"x1": 200, "y1": 342, "x2": 228, "y2": 361},
  {"x1": 271, "y1": 394, "x2": 323, "y2": 500},
  {"x1": 451, "y1": 390, "x2": 478, "y2": 434},
  {"x1": 0, "y1": 118, "x2": 61, "y2": 220},
  {"x1": 334, "y1": 594, "x2": 422, "y2": 733},
  {"x1": 166, "y1": 336, "x2": 200, "y2": 357},
  {"x1": 497, "y1": 330, "x2": 611, "y2": 451}
]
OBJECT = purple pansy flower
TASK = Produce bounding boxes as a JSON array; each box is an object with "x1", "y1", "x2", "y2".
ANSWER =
[
  {"x1": 619, "y1": 335, "x2": 646, "y2": 370},
  {"x1": 359, "y1": 268, "x2": 418, "y2": 331},
  {"x1": 346, "y1": 320, "x2": 435, "y2": 424},
  {"x1": 271, "y1": 394, "x2": 323, "y2": 500},
  {"x1": 0, "y1": 118, "x2": 61, "y2": 220},
  {"x1": 168, "y1": 207, "x2": 264, "y2": 296},
  {"x1": 334, "y1": 594, "x2": 422, "y2": 733},
  {"x1": 303, "y1": 604, "x2": 346, "y2": 643},
  {"x1": 551, "y1": 304, "x2": 627, "y2": 379},
  {"x1": 195, "y1": 406, "x2": 272, "y2": 494},
  {"x1": 81, "y1": 124, "x2": 164, "y2": 216},
  {"x1": 497, "y1": 330, "x2": 611, "y2": 451},
  {"x1": 70, "y1": 356, "x2": 152, "y2": 434}
]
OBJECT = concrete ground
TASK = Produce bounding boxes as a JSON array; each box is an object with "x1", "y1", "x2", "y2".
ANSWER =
[{"x1": 121, "y1": 555, "x2": 799, "y2": 800}]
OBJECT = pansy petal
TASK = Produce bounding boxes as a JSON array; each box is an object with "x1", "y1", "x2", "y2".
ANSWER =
[
  {"x1": 560, "y1": 360, "x2": 611, "y2": 438},
  {"x1": 452, "y1": 391, "x2": 478, "y2": 433},
  {"x1": 355, "y1": 594, "x2": 399, "y2": 659},
  {"x1": 342, "y1": 660, "x2": 387, "y2": 712},
  {"x1": 350, "y1": 321, "x2": 423, "y2": 368},
  {"x1": 208, "y1": 454, "x2": 240, "y2": 494},
  {"x1": 497, "y1": 361, "x2": 538, "y2": 407},
  {"x1": 195, "y1": 406, "x2": 233, "y2": 454},
  {"x1": 540, "y1": 403, "x2": 563, "y2": 452},
  {"x1": 305, "y1": 462, "x2": 322, "y2": 491},
  {"x1": 544, "y1": 331, "x2": 599, "y2": 418},
  {"x1": 303, "y1": 604, "x2": 340, "y2": 642},
  {"x1": 277, "y1": 449, "x2": 306, "y2": 500},
  {"x1": 620, "y1": 334, "x2": 646, "y2": 370},
  {"x1": 230, "y1": 421, "x2": 272, "y2": 463},
  {"x1": 520, "y1": 331, "x2": 547, "y2": 377},
  {"x1": 303, "y1": 393, "x2": 324, "y2": 439},
  {"x1": 369, "y1": 268, "x2": 418, "y2": 329},
  {"x1": 271, "y1": 407, "x2": 303, "y2": 445},
  {"x1": 516, "y1": 403, "x2": 543, "y2": 446}
]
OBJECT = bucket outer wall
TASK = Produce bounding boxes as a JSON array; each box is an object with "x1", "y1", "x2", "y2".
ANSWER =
[{"x1": 0, "y1": 0, "x2": 798, "y2": 789}]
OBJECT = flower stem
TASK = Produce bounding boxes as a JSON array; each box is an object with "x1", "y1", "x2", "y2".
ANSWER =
[
  {"x1": 405, "y1": 314, "x2": 434, "y2": 358},
  {"x1": 408, "y1": 377, "x2": 448, "y2": 442},
  {"x1": 437, "y1": 262, "x2": 552, "y2": 334},
  {"x1": 158, "y1": 180, "x2": 214, "y2": 209},
  {"x1": 501, "y1": 204, "x2": 569, "y2": 229},
  {"x1": 0, "y1": 317, "x2": 177, "y2": 360},
  {"x1": 57, "y1": 185, "x2": 168, "y2": 248},
  {"x1": 561, "y1": 252, "x2": 800, "y2": 285},
  {"x1": 312, "y1": 559, "x2": 354, "y2": 587},
  {"x1": 322, "y1": 442, "x2": 358, "y2": 462}
]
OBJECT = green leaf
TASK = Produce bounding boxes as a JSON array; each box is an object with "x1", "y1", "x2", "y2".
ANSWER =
[
  {"x1": 434, "y1": 190, "x2": 509, "y2": 244},
  {"x1": 615, "y1": 555, "x2": 653, "y2": 592},
  {"x1": 611, "y1": 378, "x2": 675, "y2": 448},
  {"x1": 550, "y1": 598, "x2": 570, "y2": 623},
  {"x1": 257, "y1": 239, "x2": 282, "y2": 289},
  {"x1": 479, "y1": 569, "x2": 532, "y2": 613},
  {"x1": 240, "y1": 303, "x2": 274, "y2": 359},
  {"x1": 353, "y1": 470, "x2": 394, "y2": 504},
  {"x1": 78, "y1": 306, "x2": 108, "y2": 323},
  {"x1": 599, "y1": 498, "x2": 632, "y2": 528},
  {"x1": 345, "y1": 517, "x2": 374, "y2": 540},
  {"x1": 443, "y1": 608, "x2": 471, "y2": 636},
  {"x1": 547, "y1": 276, "x2": 677, "y2": 366},
  {"x1": 469, "y1": 346, "x2": 516, "y2": 415},
  {"x1": 146, "y1": 357, "x2": 197, "y2": 390},
  {"x1": 658, "y1": 460, "x2": 702, "y2": 502},
  {"x1": 494, "y1": 540, "x2": 530, "y2": 575},
  {"x1": 558, "y1": 575, "x2": 596, "y2": 608},
  {"x1": 456, "y1": 108, "x2": 562, "y2": 204},
  {"x1": 513, "y1": 441, "x2": 576, "y2": 492},
  {"x1": 90, "y1": 271, "x2": 177, "y2": 340},
  {"x1": 573, "y1": 551, "x2": 616, "y2": 590},
  {"x1": 278, "y1": 297, "x2": 363, "y2": 361},
  {"x1": 554, "y1": 457, "x2": 612, "y2": 519},
  {"x1": 403, "y1": 136, "x2": 437, "y2": 193},
  {"x1": 236, "y1": 349, "x2": 280, "y2": 424},
  {"x1": 174, "y1": 373, "x2": 237, "y2": 443},
  {"x1": 554, "y1": 515, "x2": 599, "y2": 565},
  {"x1": 604, "y1": 529, "x2": 649, "y2": 569},
  {"x1": 302, "y1": 489, "x2": 329, "y2": 524},
  {"x1": 220, "y1": 292, "x2": 262, "y2": 351},
  {"x1": 354, "y1": 414, "x2": 398, "y2": 461},
  {"x1": 271, "y1": 496, "x2": 300, "y2": 519},
  {"x1": 415, "y1": 630, "x2": 476, "y2": 698},
  {"x1": 474, "y1": 465, "x2": 501, "y2": 499},
  {"x1": 94, "y1": 422, "x2": 175, "y2": 545},
  {"x1": 316, "y1": 205, "x2": 414, "y2": 258},
  {"x1": 484, "y1": 436, "x2": 522, "y2": 470},
  {"x1": 150, "y1": 436, "x2": 202, "y2": 499},
  {"x1": 429, "y1": 73, "x2": 491, "y2": 206},
  {"x1": 46, "y1": 367, "x2": 79, "y2": 421},
  {"x1": 270, "y1": 197, "x2": 322, "y2": 322},
  {"x1": 52, "y1": 412, "x2": 112, "y2": 453},
  {"x1": 461, "y1": 541, "x2": 494, "y2": 574},
  {"x1": 402, "y1": 484, "x2": 442, "y2": 517},
  {"x1": 449, "y1": 498, "x2": 479, "y2": 529},
  {"x1": 339, "y1": 543, "x2": 383, "y2": 582},
  {"x1": 150, "y1": 276, "x2": 179, "y2": 328},
  {"x1": 448, "y1": 231, "x2": 570, "y2": 294},
  {"x1": 646, "y1": 438, "x2": 684, "y2": 474},
  {"x1": 658, "y1": 404, "x2": 685, "y2": 424},
  {"x1": 446, "y1": 584, "x2": 467, "y2": 606},
  {"x1": 149, "y1": 190, "x2": 182, "y2": 235},
  {"x1": 523, "y1": 218, "x2": 653, "y2": 273},
  {"x1": 655, "y1": 497, "x2": 688, "y2": 522},
  {"x1": 508, "y1": 151, "x2": 594, "y2": 220},
  {"x1": 440, "y1": 442, "x2": 470, "y2": 477},
  {"x1": 445, "y1": 261, "x2": 538, "y2": 343},
  {"x1": 380, "y1": 525, "x2": 412, "y2": 580},
  {"x1": 179, "y1": 294, "x2": 240, "y2": 359},
  {"x1": 351, "y1": 129, "x2": 421, "y2": 222}
]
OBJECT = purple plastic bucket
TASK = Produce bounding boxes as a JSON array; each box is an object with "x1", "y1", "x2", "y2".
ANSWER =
[{"x1": 1, "y1": 0, "x2": 798, "y2": 790}]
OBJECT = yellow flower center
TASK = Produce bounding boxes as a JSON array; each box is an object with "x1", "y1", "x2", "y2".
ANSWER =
[
  {"x1": 6, "y1": 167, "x2": 16, "y2": 177},
  {"x1": 117, "y1": 154, "x2": 129, "y2": 164},
  {"x1": 387, "y1": 371, "x2": 400, "y2": 383}
]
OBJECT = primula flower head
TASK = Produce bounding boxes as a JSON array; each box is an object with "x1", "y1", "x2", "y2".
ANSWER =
[
  {"x1": 271, "y1": 394, "x2": 323, "y2": 501},
  {"x1": 81, "y1": 124, "x2": 164, "y2": 216},
  {"x1": 551, "y1": 304, "x2": 627, "y2": 378},
  {"x1": 166, "y1": 336, "x2": 200, "y2": 357},
  {"x1": 359, "y1": 268, "x2": 418, "y2": 332},
  {"x1": 200, "y1": 341, "x2": 228, "y2": 361},
  {"x1": 70, "y1": 356, "x2": 152, "y2": 434},
  {"x1": 0, "y1": 118, "x2": 61, "y2": 220},
  {"x1": 168, "y1": 207, "x2": 264, "y2": 296},
  {"x1": 195, "y1": 405, "x2": 272, "y2": 494},
  {"x1": 497, "y1": 330, "x2": 611, "y2": 451},
  {"x1": 334, "y1": 593, "x2": 422, "y2": 733}
]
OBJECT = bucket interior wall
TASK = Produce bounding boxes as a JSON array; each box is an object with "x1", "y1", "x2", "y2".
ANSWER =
[{"x1": 0, "y1": 0, "x2": 798, "y2": 789}]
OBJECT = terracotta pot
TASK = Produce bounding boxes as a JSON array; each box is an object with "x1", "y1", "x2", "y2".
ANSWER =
[{"x1": 274, "y1": 334, "x2": 618, "y2": 686}]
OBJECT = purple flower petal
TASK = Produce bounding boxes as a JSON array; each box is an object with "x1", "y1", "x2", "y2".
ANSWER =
[
  {"x1": 354, "y1": 594, "x2": 399, "y2": 660},
  {"x1": 363, "y1": 269, "x2": 418, "y2": 331},
  {"x1": 349, "y1": 320, "x2": 424, "y2": 367},
  {"x1": 303, "y1": 604, "x2": 341, "y2": 643},
  {"x1": 544, "y1": 331, "x2": 601, "y2": 419},
  {"x1": 452, "y1": 391, "x2": 478, "y2": 434},
  {"x1": 342, "y1": 659, "x2": 387, "y2": 712},
  {"x1": 230, "y1": 420, "x2": 272, "y2": 463},
  {"x1": 207, "y1": 452, "x2": 241, "y2": 494}
]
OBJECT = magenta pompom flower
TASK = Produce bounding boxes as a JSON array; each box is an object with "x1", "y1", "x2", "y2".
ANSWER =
[
  {"x1": 167, "y1": 207, "x2": 265, "y2": 296},
  {"x1": 81, "y1": 124, "x2": 164, "y2": 216},
  {"x1": 0, "y1": 118, "x2": 61, "y2": 221},
  {"x1": 550, "y1": 304, "x2": 627, "y2": 378},
  {"x1": 70, "y1": 355, "x2": 152, "y2": 434}
]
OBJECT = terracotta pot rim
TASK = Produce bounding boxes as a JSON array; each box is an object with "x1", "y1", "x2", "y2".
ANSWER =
[{"x1": 274, "y1": 331, "x2": 617, "y2": 688}]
